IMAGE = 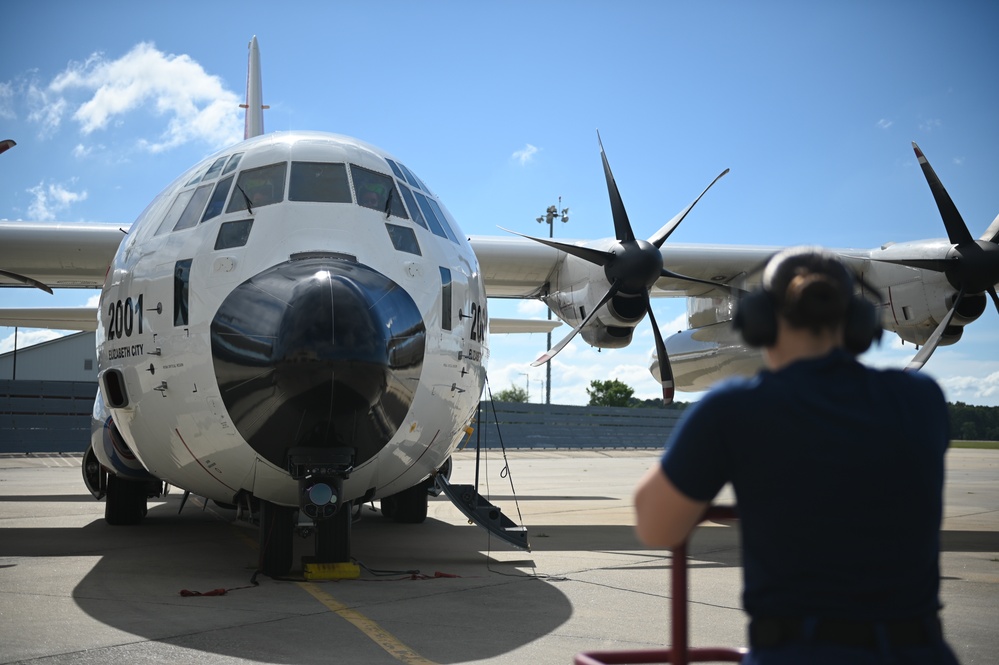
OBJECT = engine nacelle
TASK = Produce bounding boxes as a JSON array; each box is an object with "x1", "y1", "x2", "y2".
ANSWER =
[
  {"x1": 543, "y1": 256, "x2": 646, "y2": 349},
  {"x1": 660, "y1": 322, "x2": 764, "y2": 393},
  {"x1": 865, "y1": 245, "x2": 983, "y2": 346}
]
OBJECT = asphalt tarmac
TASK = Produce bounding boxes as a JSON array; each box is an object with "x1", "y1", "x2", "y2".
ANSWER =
[{"x1": 0, "y1": 448, "x2": 996, "y2": 664}]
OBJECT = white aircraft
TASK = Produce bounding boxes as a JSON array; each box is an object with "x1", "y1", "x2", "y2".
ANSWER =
[{"x1": 1, "y1": 38, "x2": 996, "y2": 576}]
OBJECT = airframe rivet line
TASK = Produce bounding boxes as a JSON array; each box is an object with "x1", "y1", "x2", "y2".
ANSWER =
[{"x1": 297, "y1": 582, "x2": 440, "y2": 665}]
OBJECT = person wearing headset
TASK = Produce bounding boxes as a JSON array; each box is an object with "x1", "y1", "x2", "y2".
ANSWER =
[{"x1": 634, "y1": 247, "x2": 958, "y2": 664}]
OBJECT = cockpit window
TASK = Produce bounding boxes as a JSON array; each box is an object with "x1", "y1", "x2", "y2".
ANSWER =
[
  {"x1": 173, "y1": 184, "x2": 214, "y2": 232},
  {"x1": 289, "y1": 162, "x2": 352, "y2": 203},
  {"x1": 426, "y1": 197, "x2": 460, "y2": 244},
  {"x1": 202, "y1": 156, "x2": 228, "y2": 182},
  {"x1": 226, "y1": 162, "x2": 287, "y2": 214},
  {"x1": 396, "y1": 183, "x2": 428, "y2": 230},
  {"x1": 215, "y1": 219, "x2": 253, "y2": 249},
  {"x1": 155, "y1": 188, "x2": 196, "y2": 235},
  {"x1": 413, "y1": 190, "x2": 450, "y2": 240},
  {"x1": 350, "y1": 164, "x2": 408, "y2": 219},
  {"x1": 385, "y1": 223, "x2": 421, "y2": 255},
  {"x1": 201, "y1": 174, "x2": 235, "y2": 223},
  {"x1": 221, "y1": 153, "x2": 243, "y2": 175}
]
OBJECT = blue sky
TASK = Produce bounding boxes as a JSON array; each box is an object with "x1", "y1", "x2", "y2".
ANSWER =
[{"x1": 1, "y1": 1, "x2": 998, "y2": 406}]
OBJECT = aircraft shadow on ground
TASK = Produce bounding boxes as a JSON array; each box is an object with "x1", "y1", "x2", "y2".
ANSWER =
[{"x1": 1, "y1": 497, "x2": 576, "y2": 664}]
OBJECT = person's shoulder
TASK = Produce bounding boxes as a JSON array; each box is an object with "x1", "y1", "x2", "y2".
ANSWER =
[
  {"x1": 864, "y1": 362, "x2": 945, "y2": 403},
  {"x1": 692, "y1": 373, "x2": 766, "y2": 411}
]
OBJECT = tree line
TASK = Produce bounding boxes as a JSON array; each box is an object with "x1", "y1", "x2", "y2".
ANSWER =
[{"x1": 492, "y1": 380, "x2": 999, "y2": 440}]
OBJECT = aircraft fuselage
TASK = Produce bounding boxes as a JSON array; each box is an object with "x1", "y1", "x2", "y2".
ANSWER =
[{"x1": 95, "y1": 131, "x2": 487, "y2": 508}]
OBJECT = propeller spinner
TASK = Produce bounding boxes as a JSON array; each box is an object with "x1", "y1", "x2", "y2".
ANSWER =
[{"x1": 514, "y1": 134, "x2": 730, "y2": 404}]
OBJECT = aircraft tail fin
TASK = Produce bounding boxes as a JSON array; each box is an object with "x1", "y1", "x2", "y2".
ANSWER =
[{"x1": 241, "y1": 36, "x2": 267, "y2": 139}]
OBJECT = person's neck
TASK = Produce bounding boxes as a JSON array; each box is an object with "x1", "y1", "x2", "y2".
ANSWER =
[{"x1": 763, "y1": 323, "x2": 843, "y2": 372}]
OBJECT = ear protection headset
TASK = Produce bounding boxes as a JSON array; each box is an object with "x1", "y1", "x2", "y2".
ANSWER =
[{"x1": 732, "y1": 248, "x2": 882, "y2": 354}]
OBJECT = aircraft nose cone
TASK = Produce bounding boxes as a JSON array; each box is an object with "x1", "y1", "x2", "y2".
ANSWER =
[{"x1": 210, "y1": 258, "x2": 426, "y2": 468}]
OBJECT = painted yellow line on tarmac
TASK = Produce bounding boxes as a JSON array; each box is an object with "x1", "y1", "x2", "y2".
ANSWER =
[{"x1": 298, "y1": 582, "x2": 440, "y2": 665}]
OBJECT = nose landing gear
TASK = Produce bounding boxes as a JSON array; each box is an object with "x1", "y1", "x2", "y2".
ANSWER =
[{"x1": 257, "y1": 447, "x2": 359, "y2": 578}]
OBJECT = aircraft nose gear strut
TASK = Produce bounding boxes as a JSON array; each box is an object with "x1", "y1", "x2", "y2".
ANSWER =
[{"x1": 285, "y1": 446, "x2": 360, "y2": 579}]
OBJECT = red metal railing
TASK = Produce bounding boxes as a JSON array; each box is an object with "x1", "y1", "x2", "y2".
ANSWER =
[{"x1": 574, "y1": 506, "x2": 746, "y2": 665}]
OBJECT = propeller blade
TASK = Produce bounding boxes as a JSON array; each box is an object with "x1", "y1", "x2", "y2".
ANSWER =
[
  {"x1": 0, "y1": 269, "x2": 53, "y2": 294},
  {"x1": 905, "y1": 288, "x2": 963, "y2": 372},
  {"x1": 532, "y1": 282, "x2": 620, "y2": 366},
  {"x1": 660, "y1": 267, "x2": 736, "y2": 295},
  {"x1": 649, "y1": 168, "x2": 730, "y2": 248},
  {"x1": 912, "y1": 142, "x2": 975, "y2": 246},
  {"x1": 643, "y1": 292, "x2": 675, "y2": 404},
  {"x1": 982, "y1": 213, "x2": 999, "y2": 245},
  {"x1": 597, "y1": 131, "x2": 635, "y2": 243},
  {"x1": 497, "y1": 226, "x2": 614, "y2": 267},
  {"x1": 988, "y1": 286, "x2": 999, "y2": 316}
]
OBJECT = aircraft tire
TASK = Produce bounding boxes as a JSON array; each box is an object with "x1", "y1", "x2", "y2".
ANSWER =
[
  {"x1": 258, "y1": 501, "x2": 294, "y2": 577},
  {"x1": 380, "y1": 494, "x2": 397, "y2": 519},
  {"x1": 390, "y1": 482, "x2": 429, "y2": 524},
  {"x1": 104, "y1": 474, "x2": 147, "y2": 525},
  {"x1": 316, "y1": 500, "x2": 352, "y2": 562}
]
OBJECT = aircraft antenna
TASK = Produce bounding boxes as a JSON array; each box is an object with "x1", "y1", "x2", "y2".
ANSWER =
[{"x1": 240, "y1": 36, "x2": 269, "y2": 139}]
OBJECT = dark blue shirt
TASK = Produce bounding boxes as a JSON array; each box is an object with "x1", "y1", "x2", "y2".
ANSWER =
[{"x1": 661, "y1": 349, "x2": 949, "y2": 621}]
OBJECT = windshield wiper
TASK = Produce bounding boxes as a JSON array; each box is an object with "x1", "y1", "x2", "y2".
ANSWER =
[{"x1": 237, "y1": 185, "x2": 254, "y2": 215}]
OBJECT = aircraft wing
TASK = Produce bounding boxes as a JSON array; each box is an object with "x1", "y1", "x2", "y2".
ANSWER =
[
  {"x1": 469, "y1": 235, "x2": 563, "y2": 298},
  {"x1": 470, "y1": 234, "x2": 847, "y2": 298},
  {"x1": 489, "y1": 318, "x2": 562, "y2": 334},
  {"x1": 0, "y1": 307, "x2": 98, "y2": 331},
  {"x1": 0, "y1": 221, "x2": 125, "y2": 290}
]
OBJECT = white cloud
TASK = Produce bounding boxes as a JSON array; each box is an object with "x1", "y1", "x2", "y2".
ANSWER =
[
  {"x1": 26, "y1": 81, "x2": 67, "y2": 138},
  {"x1": 40, "y1": 42, "x2": 242, "y2": 152},
  {"x1": 512, "y1": 143, "x2": 539, "y2": 166},
  {"x1": 940, "y1": 371, "x2": 999, "y2": 402},
  {"x1": 876, "y1": 118, "x2": 893, "y2": 130},
  {"x1": 0, "y1": 329, "x2": 65, "y2": 354},
  {"x1": 26, "y1": 180, "x2": 88, "y2": 221},
  {"x1": 0, "y1": 81, "x2": 15, "y2": 120},
  {"x1": 919, "y1": 118, "x2": 942, "y2": 132},
  {"x1": 516, "y1": 300, "x2": 547, "y2": 315}
]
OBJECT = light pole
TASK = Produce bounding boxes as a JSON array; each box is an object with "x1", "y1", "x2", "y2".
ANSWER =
[
  {"x1": 518, "y1": 372, "x2": 531, "y2": 402},
  {"x1": 536, "y1": 197, "x2": 569, "y2": 405}
]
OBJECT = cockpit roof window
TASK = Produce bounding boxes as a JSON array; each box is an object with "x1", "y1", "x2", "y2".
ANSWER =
[
  {"x1": 385, "y1": 158, "x2": 407, "y2": 181},
  {"x1": 184, "y1": 168, "x2": 207, "y2": 186},
  {"x1": 397, "y1": 162, "x2": 428, "y2": 193},
  {"x1": 289, "y1": 162, "x2": 352, "y2": 203},
  {"x1": 202, "y1": 156, "x2": 228, "y2": 182},
  {"x1": 226, "y1": 162, "x2": 287, "y2": 214},
  {"x1": 221, "y1": 153, "x2": 243, "y2": 175},
  {"x1": 396, "y1": 183, "x2": 428, "y2": 230},
  {"x1": 350, "y1": 164, "x2": 408, "y2": 219}
]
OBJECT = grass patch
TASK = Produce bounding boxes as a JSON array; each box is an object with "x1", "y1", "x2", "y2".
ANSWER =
[{"x1": 951, "y1": 440, "x2": 999, "y2": 450}]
